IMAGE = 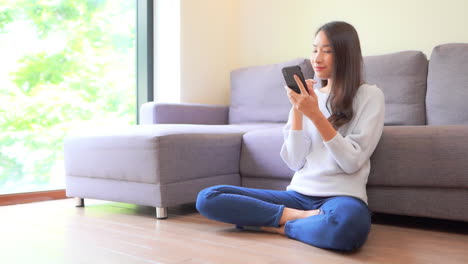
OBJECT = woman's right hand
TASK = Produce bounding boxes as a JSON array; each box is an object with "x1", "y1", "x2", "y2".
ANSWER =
[
  {"x1": 284, "y1": 78, "x2": 309, "y2": 130},
  {"x1": 284, "y1": 78, "x2": 317, "y2": 112}
]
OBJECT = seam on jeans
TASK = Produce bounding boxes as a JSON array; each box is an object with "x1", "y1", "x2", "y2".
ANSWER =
[
  {"x1": 204, "y1": 189, "x2": 222, "y2": 199},
  {"x1": 284, "y1": 221, "x2": 292, "y2": 237},
  {"x1": 274, "y1": 205, "x2": 285, "y2": 227}
]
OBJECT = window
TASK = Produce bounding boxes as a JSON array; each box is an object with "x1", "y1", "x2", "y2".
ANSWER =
[{"x1": 0, "y1": 0, "x2": 152, "y2": 195}]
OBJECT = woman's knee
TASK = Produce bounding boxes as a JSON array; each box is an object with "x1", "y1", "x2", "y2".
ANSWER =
[
  {"x1": 195, "y1": 185, "x2": 228, "y2": 216},
  {"x1": 326, "y1": 212, "x2": 370, "y2": 251},
  {"x1": 313, "y1": 198, "x2": 371, "y2": 251},
  {"x1": 327, "y1": 203, "x2": 371, "y2": 251}
]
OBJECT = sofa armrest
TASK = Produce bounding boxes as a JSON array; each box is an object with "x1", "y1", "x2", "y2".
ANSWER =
[{"x1": 140, "y1": 102, "x2": 229, "y2": 125}]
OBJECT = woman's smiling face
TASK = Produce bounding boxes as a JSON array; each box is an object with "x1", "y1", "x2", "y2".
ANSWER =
[{"x1": 311, "y1": 30, "x2": 334, "y2": 80}]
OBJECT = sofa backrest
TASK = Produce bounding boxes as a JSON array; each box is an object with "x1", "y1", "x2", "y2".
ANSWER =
[
  {"x1": 426, "y1": 43, "x2": 468, "y2": 125},
  {"x1": 229, "y1": 58, "x2": 314, "y2": 124},
  {"x1": 364, "y1": 51, "x2": 428, "y2": 125}
]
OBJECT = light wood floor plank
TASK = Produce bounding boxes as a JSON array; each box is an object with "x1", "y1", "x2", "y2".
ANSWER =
[{"x1": 0, "y1": 198, "x2": 466, "y2": 264}]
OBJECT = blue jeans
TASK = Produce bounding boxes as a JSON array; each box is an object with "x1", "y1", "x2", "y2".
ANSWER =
[{"x1": 196, "y1": 185, "x2": 371, "y2": 252}]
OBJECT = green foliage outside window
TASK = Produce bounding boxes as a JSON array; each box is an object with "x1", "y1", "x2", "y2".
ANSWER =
[{"x1": 0, "y1": 0, "x2": 136, "y2": 193}]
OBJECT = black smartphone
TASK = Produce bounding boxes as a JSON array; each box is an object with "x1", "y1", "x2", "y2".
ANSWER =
[{"x1": 282, "y1": 65, "x2": 308, "y2": 94}]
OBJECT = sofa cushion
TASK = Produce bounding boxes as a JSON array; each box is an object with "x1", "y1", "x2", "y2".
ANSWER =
[
  {"x1": 64, "y1": 123, "x2": 282, "y2": 185},
  {"x1": 364, "y1": 51, "x2": 428, "y2": 125},
  {"x1": 229, "y1": 58, "x2": 314, "y2": 124},
  {"x1": 241, "y1": 125, "x2": 468, "y2": 189},
  {"x1": 426, "y1": 43, "x2": 468, "y2": 125},
  {"x1": 240, "y1": 126, "x2": 294, "y2": 179},
  {"x1": 367, "y1": 187, "x2": 468, "y2": 222},
  {"x1": 368, "y1": 125, "x2": 468, "y2": 188}
]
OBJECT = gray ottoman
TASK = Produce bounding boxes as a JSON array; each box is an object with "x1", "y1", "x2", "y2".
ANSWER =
[{"x1": 64, "y1": 123, "x2": 278, "y2": 218}]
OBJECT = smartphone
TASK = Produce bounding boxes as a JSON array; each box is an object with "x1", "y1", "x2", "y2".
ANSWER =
[{"x1": 282, "y1": 65, "x2": 309, "y2": 94}]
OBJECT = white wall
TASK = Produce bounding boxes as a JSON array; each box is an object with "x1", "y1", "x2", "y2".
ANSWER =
[
  {"x1": 179, "y1": 0, "x2": 239, "y2": 105},
  {"x1": 309, "y1": 0, "x2": 468, "y2": 57},
  {"x1": 237, "y1": 0, "x2": 316, "y2": 67},
  {"x1": 176, "y1": 0, "x2": 468, "y2": 105}
]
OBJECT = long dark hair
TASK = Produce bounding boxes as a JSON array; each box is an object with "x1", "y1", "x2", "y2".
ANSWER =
[{"x1": 316, "y1": 21, "x2": 363, "y2": 129}]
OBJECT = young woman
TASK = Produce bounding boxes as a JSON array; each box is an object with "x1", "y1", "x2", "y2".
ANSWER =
[{"x1": 196, "y1": 21, "x2": 385, "y2": 252}]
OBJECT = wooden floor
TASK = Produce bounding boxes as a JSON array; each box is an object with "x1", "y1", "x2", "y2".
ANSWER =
[{"x1": 1, "y1": 199, "x2": 467, "y2": 264}]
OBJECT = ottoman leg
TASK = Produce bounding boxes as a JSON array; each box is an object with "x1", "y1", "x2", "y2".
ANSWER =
[
  {"x1": 156, "y1": 207, "x2": 168, "y2": 219},
  {"x1": 75, "y1": 197, "x2": 84, "y2": 207}
]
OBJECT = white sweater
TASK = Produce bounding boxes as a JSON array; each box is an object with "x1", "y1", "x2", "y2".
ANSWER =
[{"x1": 280, "y1": 84, "x2": 385, "y2": 204}]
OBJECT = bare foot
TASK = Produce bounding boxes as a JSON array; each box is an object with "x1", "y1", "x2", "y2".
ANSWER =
[
  {"x1": 303, "y1": 209, "x2": 321, "y2": 218},
  {"x1": 279, "y1": 208, "x2": 320, "y2": 225},
  {"x1": 260, "y1": 209, "x2": 321, "y2": 236},
  {"x1": 261, "y1": 225, "x2": 285, "y2": 235}
]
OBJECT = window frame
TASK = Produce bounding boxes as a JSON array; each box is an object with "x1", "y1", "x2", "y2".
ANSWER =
[{"x1": 137, "y1": 0, "x2": 154, "y2": 124}]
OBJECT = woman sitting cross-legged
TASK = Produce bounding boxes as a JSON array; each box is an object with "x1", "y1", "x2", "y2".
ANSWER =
[{"x1": 196, "y1": 21, "x2": 385, "y2": 252}]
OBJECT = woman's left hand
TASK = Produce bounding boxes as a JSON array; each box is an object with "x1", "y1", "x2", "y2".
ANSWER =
[{"x1": 288, "y1": 75, "x2": 321, "y2": 118}]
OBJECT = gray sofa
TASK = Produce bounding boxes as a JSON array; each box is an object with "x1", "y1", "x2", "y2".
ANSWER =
[{"x1": 64, "y1": 43, "x2": 468, "y2": 222}]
